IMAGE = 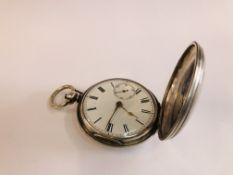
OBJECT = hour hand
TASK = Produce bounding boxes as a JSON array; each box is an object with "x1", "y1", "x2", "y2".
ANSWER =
[{"x1": 120, "y1": 105, "x2": 139, "y2": 119}]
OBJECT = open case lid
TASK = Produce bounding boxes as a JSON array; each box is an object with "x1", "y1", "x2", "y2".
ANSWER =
[{"x1": 158, "y1": 42, "x2": 205, "y2": 140}]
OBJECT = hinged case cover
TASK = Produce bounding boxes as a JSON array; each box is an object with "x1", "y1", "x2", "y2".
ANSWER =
[{"x1": 158, "y1": 42, "x2": 205, "y2": 140}]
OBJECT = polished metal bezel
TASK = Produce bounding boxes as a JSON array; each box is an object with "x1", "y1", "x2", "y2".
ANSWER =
[{"x1": 77, "y1": 78, "x2": 160, "y2": 147}]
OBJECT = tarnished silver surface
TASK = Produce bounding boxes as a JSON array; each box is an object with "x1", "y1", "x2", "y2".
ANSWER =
[{"x1": 158, "y1": 42, "x2": 205, "y2": 140}]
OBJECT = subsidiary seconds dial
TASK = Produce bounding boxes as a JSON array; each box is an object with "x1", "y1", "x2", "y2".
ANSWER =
[
  {"x1": 113, "y1": 82, "x2": 136, "y2": 100},
  {"x1": 81, "y1": 79, "x2": 158, "y2": 138}
]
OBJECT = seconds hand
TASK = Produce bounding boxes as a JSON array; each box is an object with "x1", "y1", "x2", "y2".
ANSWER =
[{"x1": 114, "y1": 89, "x2": 129, "y2": 94}]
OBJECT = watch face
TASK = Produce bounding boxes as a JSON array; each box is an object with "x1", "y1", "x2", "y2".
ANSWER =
[{"x1": 79, "y1": 78, "x2": 159, "y2": 145}]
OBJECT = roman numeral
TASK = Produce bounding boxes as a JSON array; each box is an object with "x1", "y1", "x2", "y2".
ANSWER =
[
  {"x1": 106, "y1": 123, "x2": 113, "y2": 132},
  {"x1": 136, "y1": 119, "x2": 144, "y2": 125},
  {"x1": 89, "y1": 96, "x2": 98, "y2": 100},
  {"x1": 94, "y1": 117, "x2": 102, "y2": 124},
  {"x1": 98, "y1": 87, "x2": 105, "y2": 93},
  {"x1": 140, "y1": 97, "x2": 150, "y2": 103},
  {"x1": 123, "y1": 124, "x2": 129, "y2": 133},
  {"x1": 87, "y1": 107, "x2": 97, "y2": 111},
  {"x1": 141, "y1": 109, "x2": 151, "y2": 113},
  {"x1": 135, "y1": 88, "x2": 141, "y2": 95}
]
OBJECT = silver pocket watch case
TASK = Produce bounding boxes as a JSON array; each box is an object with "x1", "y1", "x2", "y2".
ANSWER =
[{"x1": 50, "y1": 42, "x2": 205, "y2": 147}]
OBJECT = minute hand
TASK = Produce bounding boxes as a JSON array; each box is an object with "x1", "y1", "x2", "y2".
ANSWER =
[{"x1": 106, "y1": 101, "x2": 122, "y2": 127}]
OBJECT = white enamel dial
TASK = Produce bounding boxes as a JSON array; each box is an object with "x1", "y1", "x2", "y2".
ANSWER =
[{"x1": 81, "y1": 79, "x2": 158, "y2": 139}]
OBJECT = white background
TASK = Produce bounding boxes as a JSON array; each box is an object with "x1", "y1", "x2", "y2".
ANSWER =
[{"x1": 0, "y1": 1, "x2": 232, "y2": 175}]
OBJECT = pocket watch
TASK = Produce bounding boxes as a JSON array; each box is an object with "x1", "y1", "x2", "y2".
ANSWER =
[{"x1": 49, "y1": 42, "x2": 204, "y2": 147}]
